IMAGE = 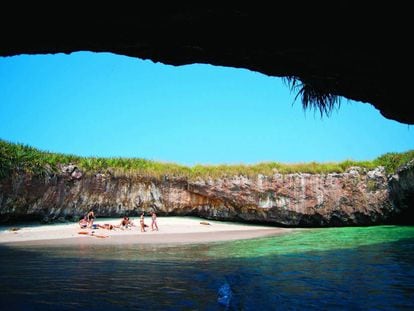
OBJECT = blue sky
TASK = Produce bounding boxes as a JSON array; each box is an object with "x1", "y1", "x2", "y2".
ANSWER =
[{"x1": 0, "y1": 52, "x2": 412, "y2": 165}]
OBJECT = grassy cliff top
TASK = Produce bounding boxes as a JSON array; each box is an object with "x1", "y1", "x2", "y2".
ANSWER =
[{"x1": 1, "y1": 139, "x2": 413, "y2": 180}]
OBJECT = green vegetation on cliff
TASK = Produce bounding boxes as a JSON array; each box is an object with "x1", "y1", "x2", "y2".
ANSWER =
[{"x1": 1, "y1": 139, "x2": 413, "y2": 180}]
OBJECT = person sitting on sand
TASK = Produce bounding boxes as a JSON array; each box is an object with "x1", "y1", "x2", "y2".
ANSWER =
[
  {"x1": 79, "y1": 216, "x2": 88, "y2": 229},
  {"x1": 86, "y1": 209, "x2": 95, "y2": 228},
  {"x1": 140, "y1": 213, "x2": 146, "y2": 232},
  {"x1": 151, "y1": 212, "x2": 159, "y2": 231},
  {"x1": 119, "y1": 216, "x2": 135, "y2": 230},
  {"x1": 127, "y1": 217, "x2": 135, "y2": 227},
  {"x1": 119, "y1": 217, "x2": 128, "y2": 229}
]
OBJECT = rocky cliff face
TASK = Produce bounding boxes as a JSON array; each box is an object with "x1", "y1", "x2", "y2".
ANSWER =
[
  {"x1": 2, "y1": 163, "x2": 412, "y2": 226},
  {"x1": 388, "y1": 160, "x2": 414, "y2": 224}
]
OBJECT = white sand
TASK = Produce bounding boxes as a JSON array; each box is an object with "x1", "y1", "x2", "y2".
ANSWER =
[{"x1": 0, "y1": 216, "x2": 290, "y2": 246}]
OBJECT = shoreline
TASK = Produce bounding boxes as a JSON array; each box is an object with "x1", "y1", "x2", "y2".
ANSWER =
[{"x1": 0, "y1": 216, "x2": 292, "y2": 246}]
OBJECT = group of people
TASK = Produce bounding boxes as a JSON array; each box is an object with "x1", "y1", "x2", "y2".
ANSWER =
[
  {"x1": 139, "y1": 212, "x2": 159, "y2": 232},
  {"x1": 78, "y1": 210, "x2": 96, "y2": 229},
  {"x1": 78, "y1": 210, "x2": 159, "y2": 232}
]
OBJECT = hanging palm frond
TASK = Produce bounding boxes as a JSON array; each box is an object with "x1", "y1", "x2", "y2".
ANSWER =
[{"x1": 283, "y1": 76, "x2": 341, "y2": 117}]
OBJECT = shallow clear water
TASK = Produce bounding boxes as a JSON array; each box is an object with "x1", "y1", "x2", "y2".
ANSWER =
[{"x1": 1, "y1": 225, "x2": 414, "y2": 310}]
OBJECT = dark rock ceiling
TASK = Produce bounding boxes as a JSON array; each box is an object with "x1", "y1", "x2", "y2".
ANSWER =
[{"x1": 1, "y1": 3, "x2": 413, "y2": 124}]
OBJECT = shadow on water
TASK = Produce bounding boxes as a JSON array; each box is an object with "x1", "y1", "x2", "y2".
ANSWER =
[{"x1": 1, "y1": 226, "x2": 414, "y2": 310}]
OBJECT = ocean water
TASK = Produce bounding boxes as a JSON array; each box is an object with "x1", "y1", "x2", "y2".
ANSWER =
[{"x1": 1, "y1": 225, "x2": 414, "y2": 310}]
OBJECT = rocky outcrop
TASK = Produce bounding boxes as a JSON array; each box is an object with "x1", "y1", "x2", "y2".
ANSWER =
[
  {"x1": 1, "y1": 164, "x2": 412, "y2": 226},
  {"x1": 388, "y1": 160, "x2": 414, "y2": 223},
  {"x1": 1, "y1": 5, "x2": 413, "y2": 124}
]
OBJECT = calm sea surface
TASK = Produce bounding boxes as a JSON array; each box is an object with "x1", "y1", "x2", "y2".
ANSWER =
[{"x1": 1, "y1": 225, "x2": 414, "y2": 310}]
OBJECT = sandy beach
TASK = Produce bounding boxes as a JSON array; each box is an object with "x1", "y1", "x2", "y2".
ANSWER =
[{"x1": 0, "y1": 216, "x2": 290, "y2": 246}]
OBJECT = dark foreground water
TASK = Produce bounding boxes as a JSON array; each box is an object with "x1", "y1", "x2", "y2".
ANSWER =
[{"x1": 1, "y1": 226, "x2": 414, "y2": 310}]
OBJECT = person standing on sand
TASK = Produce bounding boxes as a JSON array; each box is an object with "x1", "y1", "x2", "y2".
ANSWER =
[
  {"x1": 151, "y1": 212, "x2": 159, "y2": 231},
  {"x1": 140, "y1": 212, "x2": 146, "y2": 232}
]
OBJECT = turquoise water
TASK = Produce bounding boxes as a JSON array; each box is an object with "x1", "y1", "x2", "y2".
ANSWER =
[{"x1": 1, "y1": 225, "x2": 414, "y2": 310}]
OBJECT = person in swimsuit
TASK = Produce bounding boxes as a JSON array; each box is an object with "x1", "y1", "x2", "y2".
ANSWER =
[
  {"x1": 151, "y1": 212, "x2": 159, "y2": 231},
  {"x1": 120, "y1": 217, "x2": 128, "y2": 228},
  {"x1": 86, "y1": 209, "x2": 95, "y2": 228},
  {"x1": 98, "y1": 223, "x2": 116, "y2": 230},
  {"x1": 79, "y1": 216, "x2": 88, "y2": 229},
  {"x1": 119, "y1": 216, "x2": 135, "y2": 229},
  {"x1": 140, "y1": 213, "x2": 146, "y2": 232},
  {"x1": 126, "y1": 217, "x2": 135, "y2": 227}
]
